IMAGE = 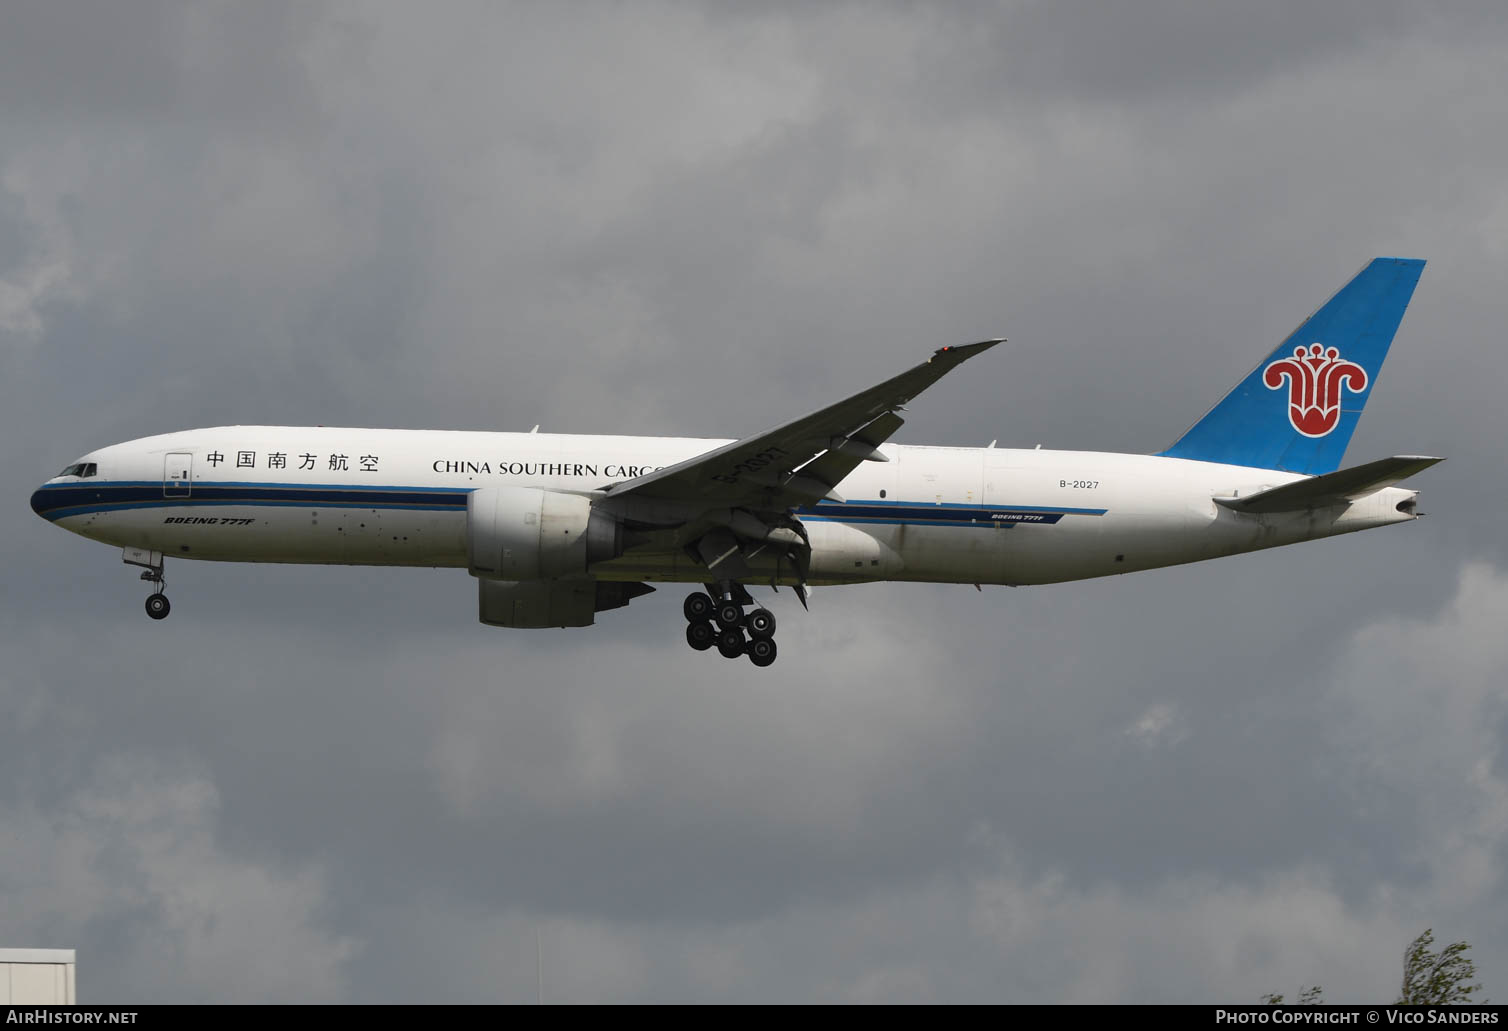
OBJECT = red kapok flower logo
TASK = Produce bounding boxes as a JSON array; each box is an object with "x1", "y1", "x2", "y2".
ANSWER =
[{"x1": 1263, "y1": 343, "x2": 1368, "y2": 438}]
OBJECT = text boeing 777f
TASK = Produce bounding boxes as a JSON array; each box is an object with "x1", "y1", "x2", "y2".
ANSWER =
[{"x1": 30, "y1": 258, "x2": 1441, "y2": 667}]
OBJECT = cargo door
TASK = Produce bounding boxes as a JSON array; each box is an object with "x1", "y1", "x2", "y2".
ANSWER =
[{"x1": 164, "y1": 453, "x2": 193, "y2": 498}]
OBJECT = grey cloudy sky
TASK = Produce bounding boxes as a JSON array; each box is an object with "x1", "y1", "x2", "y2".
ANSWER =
[{"x1": 2, "y1": 0, "x2": 1505, "y2": 1003}]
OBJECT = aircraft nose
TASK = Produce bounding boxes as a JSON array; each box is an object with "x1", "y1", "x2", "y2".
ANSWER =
[{"x1": 30, "y1": 484, "x2": 50, "y2": 519}]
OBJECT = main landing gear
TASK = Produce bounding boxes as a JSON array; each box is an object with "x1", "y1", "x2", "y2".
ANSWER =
[{"x1": 683, "y1": 586, "x2": 779, "y2": 667}]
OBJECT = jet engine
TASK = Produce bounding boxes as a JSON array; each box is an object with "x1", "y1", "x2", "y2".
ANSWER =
[
  {"x1": 466, "y1": 485, "x2": 623, "y2": 580},
  {"x1": 478, "y1": 578, "x2": 654, "y2": 628}
]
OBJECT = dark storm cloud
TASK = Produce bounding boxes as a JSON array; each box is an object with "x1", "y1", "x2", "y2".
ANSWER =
[
  {"x1": 930, "y1": 1, "x2": 1431, "y2": 106},
  {"x1": 2, "y1": 0, "x2": 1505, "y2": 1003},
  {"x1": 0, "y1": 1, "x2": 321, "y2": 131}
]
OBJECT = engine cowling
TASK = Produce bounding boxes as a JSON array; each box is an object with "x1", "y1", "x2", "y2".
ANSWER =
[
  {"x1": 478, "y1": 579, "x2": 655, "y2": 629},
  {"x1": 466, "y1": 485, "x2": 623, "y2": 581}
]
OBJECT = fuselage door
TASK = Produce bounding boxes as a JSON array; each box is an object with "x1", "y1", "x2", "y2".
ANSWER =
[{"x1": 164, "y1": 453, "x2": 193, "y2": 498}]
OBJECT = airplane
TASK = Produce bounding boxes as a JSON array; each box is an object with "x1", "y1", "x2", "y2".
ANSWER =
[{"x1": 30, "y1": 257, "x2": 1441, "y2": 668}]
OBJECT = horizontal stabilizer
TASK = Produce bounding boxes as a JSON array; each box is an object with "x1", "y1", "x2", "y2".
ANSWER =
[{"x1": 1216, "y1": 455, "x2": 1444, "y2": 513}]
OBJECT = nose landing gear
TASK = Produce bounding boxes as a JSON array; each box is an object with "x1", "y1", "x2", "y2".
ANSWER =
[
  {"x1": 123, "y1": 549, "x2": 172, "y2": 621},
  {"x1": 145, "y1": 590, "x2": 171, "y2": 620},
  {"x1": 141, "y1": 567, "x2": 170, "y2": 620},
  {"x1": 682, "y1": 583, "x2": 781, "y2": 666}
]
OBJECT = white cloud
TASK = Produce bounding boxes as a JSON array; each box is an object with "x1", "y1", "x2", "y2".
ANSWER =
[
  {"x1": 0, "y1": 756, "x2": 356, "y2": 1002},
  {"x1": 1125, "y1": 702, "x2": 1191, "y2": 749},
  {"x1": 409, "y1": 562, "x2": 1508, "y2": 1002},
  {"x1": 0, "y1": 145, "x2": 86, "y2": 341},
  {"x1": 1327, "y1": 562, "x2": 1508, "y2": 911}
]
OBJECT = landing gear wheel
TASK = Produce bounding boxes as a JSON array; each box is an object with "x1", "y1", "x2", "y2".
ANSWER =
[
  {"x1": 715, "y1": 600, "x2": 744, "y2": 629},
  {"x1": 683, "y1": 591, "x2": 715, "y2": 623},
  {"x1": 145, "y1": 593, "x2": 171, "y2": 620},
  {"x1": 716, "y1": 628, "x2": 745, "y2": 658},
  {"x1": 746, "y1": 608, "x2": 776, "y2": 640},
  {"x1": 686, "y1": 621, "x2": 715, "y2": 651},
  {"x1": 747, "y1": 637, "x2": 777, "y2": 667}
]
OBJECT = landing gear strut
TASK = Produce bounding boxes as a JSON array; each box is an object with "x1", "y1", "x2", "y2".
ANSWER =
[
  {"x1": 682, "y1": 583, "x2": 780, "y2": 667},
  {"x1": 141, "y1": 567, "x2": 171, "y2": 621}
]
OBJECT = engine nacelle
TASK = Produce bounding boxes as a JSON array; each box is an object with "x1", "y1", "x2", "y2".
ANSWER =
[
  {"x1": 466, "y1": 485, "x2": 623, "y2": 581},
  {"x1": 478, "y1": 579, "x2": 655, "y2": 628},
  {"x1": 803, "y1": 519, "x2": 905, "y2": 581}
]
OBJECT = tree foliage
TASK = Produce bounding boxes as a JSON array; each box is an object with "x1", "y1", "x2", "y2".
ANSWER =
[
  {"x1": 1261, "y1": 929, "x2": 1485, "y2": 1005},
  {"x1": 1396, "y1": 929, "x2": 1483, "y2": 1005}
]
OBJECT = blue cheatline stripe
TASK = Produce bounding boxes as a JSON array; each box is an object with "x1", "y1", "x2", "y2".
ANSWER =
[
  {"x1": 805, "y1": 516, "x2": 1050, "y2": 528},
  {"x1": 47, "y1": 499, "x2": 467, "y2": 519},
  {"x1": 804, "y1": 499, "x2": 1107, "y2": 514},
  {"x1": 31, "y1": 480, "x2": 471, "y2": 521},
  {"x1": 37, "y1": 479, "x2": 475, "y2": 493},
  {"x1": 797, "y1": 500, "x2": 1106, "y2": 526},
  {"x1": 32, "y1": 481, "x2": 1108, "y2": 527}
]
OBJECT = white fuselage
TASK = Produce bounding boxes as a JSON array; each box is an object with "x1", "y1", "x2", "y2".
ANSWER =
[{"x1": 32, "y1": 425, "x2": 1420, "y2": 588}]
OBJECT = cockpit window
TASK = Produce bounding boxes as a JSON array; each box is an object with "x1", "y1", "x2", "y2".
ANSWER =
[{"x1": 56, "y1": 463, "x2": 98, "y2": 478}]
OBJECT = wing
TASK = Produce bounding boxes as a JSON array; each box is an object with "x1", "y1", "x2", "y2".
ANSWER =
[
  {"x1": 601, "y1": 340, "x2": 1002, "y2": 510},
  {"x1": 596, "y1": 340, "x2": 1002, "y2": 591}
]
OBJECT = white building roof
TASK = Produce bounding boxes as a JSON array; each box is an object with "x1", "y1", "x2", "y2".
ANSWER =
[{"x1": 0, "y1": 950, "x2": 75, "y2": 964}]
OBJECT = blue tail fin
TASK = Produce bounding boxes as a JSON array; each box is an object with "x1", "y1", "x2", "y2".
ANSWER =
[{"x1": 1159, "y1": 257, "x2": 1425, "y2": 474}]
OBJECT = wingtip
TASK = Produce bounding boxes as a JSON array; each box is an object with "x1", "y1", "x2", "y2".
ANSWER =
[{"x1": 932, "y1": 338, "x2": 1004, "y2": 360}]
